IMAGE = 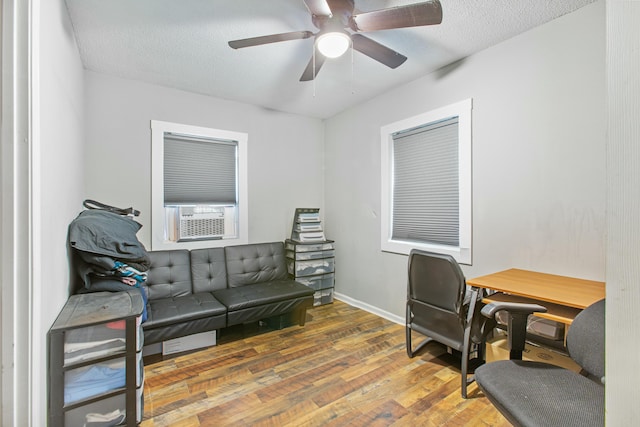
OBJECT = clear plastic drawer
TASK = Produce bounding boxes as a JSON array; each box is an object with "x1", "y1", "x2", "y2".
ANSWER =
[
  {"x1": 296, "y1": 273, "x2": 334, "y2": 291},
  {"x1": 64, "y1": 384, "x2": 143, "y2": 426},
  {"x1": 64, "y1": 316, "x2": 142, "y2": 365},
  {"x1": 287, "y1": 258, "x2": 334, "y2": 276},
  {"x1": 64, "y1": 353, "x2": 143, "y2": 405},
  {"x1": 286, "y1": 249, "x2": 335, "y2": 260},
  {"x1": 313, "y1": 289, "x2": 334, "y2": 306},
  {"x1": 285, "y1": 241, "x2": 334, "y2": 252}
]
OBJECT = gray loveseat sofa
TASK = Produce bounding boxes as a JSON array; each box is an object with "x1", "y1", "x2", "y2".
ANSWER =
[{"x1": 141, "y1": 241, "x2": 315, "y2": 345}]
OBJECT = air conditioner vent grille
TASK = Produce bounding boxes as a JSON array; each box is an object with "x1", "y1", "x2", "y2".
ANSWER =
[
  {"x1": 174, "y1": 205, "x2": 232, "y2": 241},
  {"x1": 179, "y1": 217, "x2": 225, "y2": 239}
]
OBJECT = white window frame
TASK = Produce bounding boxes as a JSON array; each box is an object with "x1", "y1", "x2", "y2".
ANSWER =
[
  {"x1": 150, "y1": 120, "x2": 248, "y2": 250},
  {"x1": 380, "y1": 99, "x2": 472, "y2": 264}
]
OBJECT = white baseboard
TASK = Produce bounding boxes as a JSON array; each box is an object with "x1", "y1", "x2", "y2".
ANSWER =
[{"x1": 333, "y1": 292, "x2": 404, "y2": 326}]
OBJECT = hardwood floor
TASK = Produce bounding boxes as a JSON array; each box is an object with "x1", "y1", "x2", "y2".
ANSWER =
[{"x1": 141, "y1": 301, "x2": 510, "y2": 427}]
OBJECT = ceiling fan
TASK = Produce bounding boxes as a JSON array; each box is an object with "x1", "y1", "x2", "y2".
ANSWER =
[{"x1": 228, "y1": 0, "x2": 443, "y2": 81}]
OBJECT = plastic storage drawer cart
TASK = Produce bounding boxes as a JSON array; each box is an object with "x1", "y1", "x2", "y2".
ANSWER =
[
  {"x1": 285, "y1": 239, "x2": 335, "y2": 306},
  {"x1": 48, "y1": 290, "x2": 144, "y2": 427}
]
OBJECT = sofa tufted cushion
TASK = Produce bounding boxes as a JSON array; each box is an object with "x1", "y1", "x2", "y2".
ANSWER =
[
  {"x1": 190, "y1": 247, "x2": 228, "y2": 292},
  {"x1": 144, "y1": 292, "x2": 227, "y2": 329},
  {"x1": 142, "y1": 291, "x2": 227, "y2": 345},
  {"x1": 227, "y1": 298, "x2": 312, "y2": 326},
  {"x1": 212, "y1": 279, "x2": 314, "y2": 311},
  {"x1": 145, "y1": 250, "x2": 193, "y2": 299},
  {"x1": 225, "y1": 242, "x2": 288, "y2": 288}
]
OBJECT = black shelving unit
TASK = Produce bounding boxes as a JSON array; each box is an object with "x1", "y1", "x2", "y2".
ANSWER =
[{"x1": 48, "y1": 290, "x2": 144, "y2": 426}]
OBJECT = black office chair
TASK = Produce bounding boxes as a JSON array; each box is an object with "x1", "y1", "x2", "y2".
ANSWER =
[
  {"x1": 406, "y1": 249, "x2": 496, "y2": 398},
  {"x1": 475, "y1": 298, "x2": 605, "y2": 427}
]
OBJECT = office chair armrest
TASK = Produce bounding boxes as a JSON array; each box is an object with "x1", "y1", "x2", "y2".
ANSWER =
[
  {"x1": 481, "y1": 302, "x2": 547, "y2": 360},
  {"x1": 480, "y1": 301, "x2": 548, "y2": 319}
]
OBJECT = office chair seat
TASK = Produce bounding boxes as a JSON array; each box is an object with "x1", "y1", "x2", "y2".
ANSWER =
[
  {"x1": 477, "y1": 360, "x2": 604, "y2": 427},
  {"x1": 475, "y1": 298, "x2": 605, "y2": 427}
]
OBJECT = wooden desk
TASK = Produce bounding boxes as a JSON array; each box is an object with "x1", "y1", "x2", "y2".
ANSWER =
[{"x1": 467, "y1": 268, "x2": 605, "y2": 325}]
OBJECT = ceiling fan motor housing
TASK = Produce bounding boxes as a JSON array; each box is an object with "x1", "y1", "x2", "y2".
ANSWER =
[{"x1": 311, "y1": 0, "x2": 354, "y2": 32}]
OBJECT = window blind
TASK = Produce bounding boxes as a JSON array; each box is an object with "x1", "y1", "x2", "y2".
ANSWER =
[
  {"x1": 164, "y1": 134, "x2": 238, "y2": 205},
  {"x1": 392, "y1": 116, "x2": 459, "y2": 246}
]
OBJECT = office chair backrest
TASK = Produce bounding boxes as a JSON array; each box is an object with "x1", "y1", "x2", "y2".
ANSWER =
[
  {"x1": 566, "y1": 298, "x2": 605, "y2": 380},
  {"x1": 408, "y1": 250, "x2": 466, "y2": 314}
]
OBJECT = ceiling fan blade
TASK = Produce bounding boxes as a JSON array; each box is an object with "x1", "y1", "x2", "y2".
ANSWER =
[
  {"x1": 300, "y1": 50, "x2": 326, "y2": 81},
  {"x1": 303, "y1": 0, "x2": 331, "y2": 17},
  {"x1": 228, "y1": 31, "x2": 313, "y2": 49},
  {"x1": 326, "y1": 0, "x2": 355, "y2": 16},
  {"x1": 351, "y1": 34, "x2": 407, "y2": 69},
  {"x1": 350, "y1": 0, "x2": 443, "y2": 32}
]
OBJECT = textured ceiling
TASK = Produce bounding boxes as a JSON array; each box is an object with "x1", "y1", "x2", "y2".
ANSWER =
[{"x1": 64, "y1": 0, "x2": 596, "y2": 119}]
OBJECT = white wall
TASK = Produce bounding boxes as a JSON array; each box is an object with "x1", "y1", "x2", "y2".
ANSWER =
[
  {"x1": 33, "y1": 0, "x2": 86, "y2": 424},
  {"x1": 82, "y1": 72, "x2": 325, "y2": 248},
  {"x1": 325, "y1": 2, "x2": 606, "y2": 319},
  {"x1": 605, "y1": 0, "x2": 640, "y2": 423}
]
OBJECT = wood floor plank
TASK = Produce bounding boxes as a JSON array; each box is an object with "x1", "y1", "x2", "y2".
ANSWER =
[
  {"x1": 143, "y1": 383, "x2": 205, "y2": 418},
  {"x1": 142, "y1": 301, "x2": 510, "y2": 426},
  {"x1": 281, "y1": 399, "x2": 356, "y2": 427},
  {"x1": 235, "y1": 395, "x2": 322, "y2": 426}
]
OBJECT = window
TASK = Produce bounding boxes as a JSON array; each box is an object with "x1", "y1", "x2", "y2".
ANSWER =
[
  {"x1": 380, "y1": 99, "x2": 472, "y2": 264},
  {"x1": 151, "y1": 120, "x2": 248, "y2": 250}
]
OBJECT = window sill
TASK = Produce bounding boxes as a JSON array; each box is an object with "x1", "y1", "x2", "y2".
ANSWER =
[
  {"x1": 150, "y1": 236, "x2": 248, "y2": 252},
  {"x1": 381, "y1": 239, "x2": 471, "y2": 265}
]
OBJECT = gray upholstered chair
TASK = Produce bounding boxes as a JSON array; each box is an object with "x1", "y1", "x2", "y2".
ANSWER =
[
  {"x1": 475, "y1": 298, "x2": 605, "y2": 427},
  {"x1": 406, "y1": 249, "x2": 496, "y2": 398}
]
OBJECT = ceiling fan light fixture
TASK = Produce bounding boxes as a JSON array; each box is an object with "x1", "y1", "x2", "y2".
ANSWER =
[{"x1": 316, "y1": 31, "x2": 351, "y2": 58}]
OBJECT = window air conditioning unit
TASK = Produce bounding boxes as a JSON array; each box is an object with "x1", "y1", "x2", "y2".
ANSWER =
[{"x1": 173, "y1": 205, "x2": 236, "y2": 241}]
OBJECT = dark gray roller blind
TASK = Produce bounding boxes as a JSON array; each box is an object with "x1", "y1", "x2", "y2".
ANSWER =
[
  {"x1": 392, "y1": 116, "x2": 459, "y2": 246},
  {"x1": 164, "y1": 133, "x2": 238, "y2": 205}
]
